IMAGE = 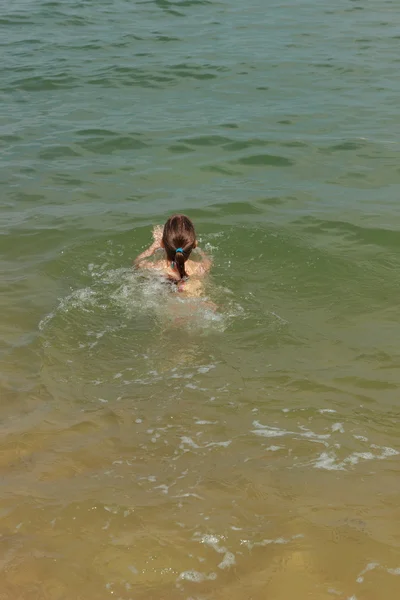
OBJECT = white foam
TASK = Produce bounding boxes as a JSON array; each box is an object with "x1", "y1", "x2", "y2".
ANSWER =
[
  {"x1": 206, "y1": 440, "x2": 232, "y2": 448},
  {"x1": 186, "y1": 383, "x2": 207, "y2": 390},
  {"x1": 331, "y1": 423, "x2": 345, "y2": 433},
  {"x1": 104, "y1": 505, "x2": 118, "y2": 514},
  {"x1": 356, "y1": 562, "x2": 379, "y2": 583},
  {"x1": 314, "y1": 444, "x2": 399, "y2": 471},
  {"x1": 371, "y1": 444, "x2": 399, "y2": 458},
  {"x1": 175, "y1": 493, "x2": 203, "y2": 500},
  {"x1": 180, "y1": 437, "x2": 200, "y2": 449},
  {"x1": 253, "y1": 426, "x2": 287, "y2": 438},
  {"x1": 270, "y1": 311, "x2": 288, "y2": 324},
  {"x1": 355, "y1": 562, "x2": 400, "y2": 582},
  {"x1": 218, "y1": 552, "x2": 236, "y2": 570},
  {"x1": 197, "y1": 365, "x2": 216, "y2": 374},
  {"x1": 252, "y1": 421, "x2": 330, "y2": 443},
  {"x1": 154, "y1": 484, "x2": 169, "y2": 494},
  {"x1": 200, "y1": 534, "x2": 225, "y2": 552},
  {"x1": 203, "y1": 232, "x2": 224, "y2": 239},
  {"x1": 204, "y1": 243, "x2": 218, "y2": 251},
  {"x1": 177, "y1": 571, "x2": 204, "y2": 583},
  {"x1": 38, "y1": 311, "x2": 55, "y2": 331},
  {"x1": 314, "y1": 452, "x2": 343, "y2": 471},
  {"x1": 180, "y1": 437, "x2": 231, "y2": 451},
  {"x1": 298, "y1": 428, "x2": 330, "y2": 442},
  {"x1": 39, "y1": 287, "x2": 97, "y2": 330},
  {"x1": 177, "y1": 570, "x2": 217, "y2": 582},
  {"x1": 243, "y1": 533, "x2": 303, "y2": 550}
]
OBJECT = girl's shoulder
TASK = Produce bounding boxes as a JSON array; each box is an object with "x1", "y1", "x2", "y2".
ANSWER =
[{"x1": 187, "y1": 257, "x2": 211, "y2": 277}]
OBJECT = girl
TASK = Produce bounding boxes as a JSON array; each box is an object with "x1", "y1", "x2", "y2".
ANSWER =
[{"x1": 134, "y1": 214, "x2": 212, "y2": 296}]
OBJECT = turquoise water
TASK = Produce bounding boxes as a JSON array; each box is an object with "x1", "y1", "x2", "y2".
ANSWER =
[{"x1": 2, "y1": 1, "x2": 400, "y2": 598}]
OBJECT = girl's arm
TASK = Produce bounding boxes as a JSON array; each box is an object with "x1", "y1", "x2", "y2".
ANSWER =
[
  {"x1": 196, "y1": 247, "x2": 212, "y2": 274},
  {"x1": 134, "y1": 225, "x2": 163, "y2": 269},
  {"x1": 134, "y1": 242, "x2": 159, "y2": 269}
]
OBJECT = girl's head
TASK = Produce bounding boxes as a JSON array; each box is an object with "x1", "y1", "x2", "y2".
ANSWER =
[{"x1": 162, "y1": 214, "x2": 196, "y2": 280}]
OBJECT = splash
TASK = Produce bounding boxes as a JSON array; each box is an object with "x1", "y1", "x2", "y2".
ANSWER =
[{"x1": 39, "y1": 263, "x2": 240, "y2": 336}]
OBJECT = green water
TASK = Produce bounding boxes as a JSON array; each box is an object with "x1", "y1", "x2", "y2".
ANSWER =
[{"x1": 2, "y1": 0, "x2": 400, "y2": 598}]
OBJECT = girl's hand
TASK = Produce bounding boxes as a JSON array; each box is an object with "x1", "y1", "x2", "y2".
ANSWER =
[
  {"x1": 196, "y1": 247, "x2": 212, "y2": 273},
  {"x1": 134, "y1": 226, "x2": 163, "y2": 268},
  {"x1": 152, "y1": 225, "x2": 163, "y2": 247}
]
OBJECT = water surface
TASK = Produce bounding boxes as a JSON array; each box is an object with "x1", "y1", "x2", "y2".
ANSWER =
[{"x1": 2, "y1": 0, "x2": 400, "y2": 598}]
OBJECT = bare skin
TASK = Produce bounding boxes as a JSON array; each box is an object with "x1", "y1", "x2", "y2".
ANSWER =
[{"x1": 134, "y1": 225, "x2": 212, "y2": 297}]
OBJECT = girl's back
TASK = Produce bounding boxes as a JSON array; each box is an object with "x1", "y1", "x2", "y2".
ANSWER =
[{"x1": 134, "y1": 215, "x2": 211, "y2": 298}]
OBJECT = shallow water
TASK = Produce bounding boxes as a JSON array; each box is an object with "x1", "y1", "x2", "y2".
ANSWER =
[{"x1": 2, "y1": 0, "x2": 400, "y2": 598}]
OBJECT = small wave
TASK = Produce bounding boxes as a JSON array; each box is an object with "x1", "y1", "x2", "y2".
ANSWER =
[
  {"x1": 177, "y1": 570, "x2": 217, "y2": 582},
  {"x1": 236, "y1": 153, "x2": 294, "y2": 167},
  {"x1": 252, "y1": 420, "x2": 330, "y2": 443},
  {"x1": 13, "y1": 74, "x2": 79, "y2": 92},
  {"x1": 313, "y1": 445, "x2": 399, "y2": 471}
]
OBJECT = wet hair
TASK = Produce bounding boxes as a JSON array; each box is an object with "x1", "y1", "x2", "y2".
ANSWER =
[{"x1": 162, "y1": 214, "x2": 196, "y2": 280}]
